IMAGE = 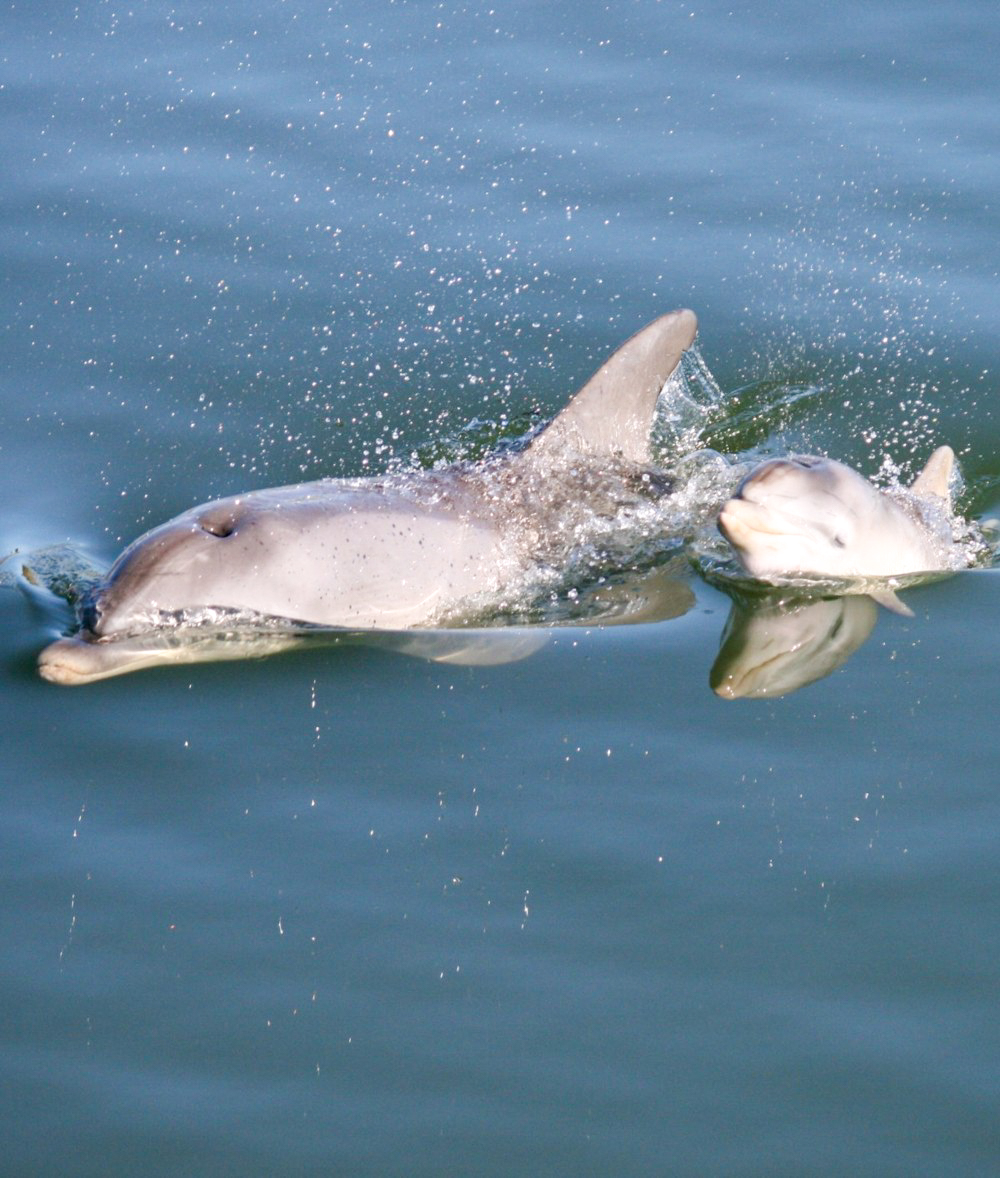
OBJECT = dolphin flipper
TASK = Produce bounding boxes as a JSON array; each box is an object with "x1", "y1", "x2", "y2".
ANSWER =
[
  {"x1": 526, "y1": 309, "x2": 697, "y2": 465},
  {"x1": 869, "y1": 588, "x2": 915, "y2": 617}
]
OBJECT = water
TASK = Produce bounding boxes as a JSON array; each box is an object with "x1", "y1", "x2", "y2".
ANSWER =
[{"x1": 3, "y1": 2, "x2": 999, "y2": 1174}]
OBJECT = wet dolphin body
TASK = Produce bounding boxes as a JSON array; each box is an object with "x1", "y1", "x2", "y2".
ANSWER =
[
  {"x1": 717, "y1": 446, "x2": 959, "y2": 609},
  {"x1": 38, "y1": 309, "x2": 698, "y2": 685}
]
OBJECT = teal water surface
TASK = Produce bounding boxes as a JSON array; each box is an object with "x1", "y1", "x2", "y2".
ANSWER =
[{"x1": 3, "y1": 2, "x2": 999, "y2": 1175}]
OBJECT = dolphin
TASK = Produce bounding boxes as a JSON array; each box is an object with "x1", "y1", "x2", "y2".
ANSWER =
[
  {"x1": 717, "y1": 446, "x2": 959, "y2": 610},
  {"x1": 38, "y1": 309, "x2": 698, "y2": 685}
]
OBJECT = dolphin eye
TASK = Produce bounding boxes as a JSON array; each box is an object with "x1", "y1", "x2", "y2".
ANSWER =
[{"x1": 833, "y1": 535, "x2": 846, "y2": 548}]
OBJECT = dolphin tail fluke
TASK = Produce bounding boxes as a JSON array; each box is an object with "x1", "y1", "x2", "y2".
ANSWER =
[
  {"x1": 526, "y1": 308, "x2": 698, "y2": 466},
  {"x1": 910, "y1": 445, "x2": 954, "y2": 503}
]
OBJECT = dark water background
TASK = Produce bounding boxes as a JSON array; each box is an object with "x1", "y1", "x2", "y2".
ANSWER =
[{"x1": 2, "y1": 2, "x2": 999, "y2": 1174}]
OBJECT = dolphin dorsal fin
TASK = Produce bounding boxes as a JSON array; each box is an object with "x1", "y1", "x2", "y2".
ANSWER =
[
  {"x1": 910, "y1": 445, "x2": 954, "y2": 503},
  {"x1": 525, "y1": 309, "x2": 698, "y2": 466}
]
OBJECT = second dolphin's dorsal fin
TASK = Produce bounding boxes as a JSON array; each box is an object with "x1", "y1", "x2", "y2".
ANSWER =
[
  {"x1": 910, "y1": 445, "x2": 954, "y2": 504},
  {"x1": 524, "y1": 309, "x2": 698, "y2": 466}
]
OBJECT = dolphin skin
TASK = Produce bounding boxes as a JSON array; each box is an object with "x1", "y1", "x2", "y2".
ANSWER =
[
  {"x1": 718, "y1": 446, "x2": 960, "y2": 605},
  {"x1": 38, "y1": 309, "x2": 698, "y2": 685}
]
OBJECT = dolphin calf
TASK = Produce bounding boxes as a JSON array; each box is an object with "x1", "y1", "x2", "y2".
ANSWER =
[
  {"x1": 38, "y1": 309, "x2": 698, "y2": 684},
  {"x1": 717, "y1": 446, "x2": 961, "y2": 609}
]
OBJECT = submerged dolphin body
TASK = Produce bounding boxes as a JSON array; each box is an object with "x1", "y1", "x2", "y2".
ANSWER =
[
  {"x1": 717, "y1": 446, "x2": 959, "y2": 608},
  {"x1": 38, "y1": 309, "x2": 698, "y2": 685}
]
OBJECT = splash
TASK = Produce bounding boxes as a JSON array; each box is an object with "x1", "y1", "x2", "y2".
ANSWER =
[{"x1": 652, "y1": 343, "x2": 727, "y2": 459}]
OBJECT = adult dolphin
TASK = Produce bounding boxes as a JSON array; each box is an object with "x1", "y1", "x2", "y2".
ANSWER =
[
  {"x1": 38, "y1": 309, "x2": 698, "y2": 684},
  {"x1": 717, "y1": 446, "x2": 961, "y2": 611}
]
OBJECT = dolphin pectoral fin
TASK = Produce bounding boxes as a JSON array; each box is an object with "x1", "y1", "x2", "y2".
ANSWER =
[
  {"x1": 526, "y1": 309, "x2": 698, "y2": 465},
  {"x1": 373, "y1": 628, "x2": 551, "y2": 666},
  {"x1": 910, "y1": 445, "x2": 954, "y2": 503},
  {"x1": 869, "y1": 588, "x2": 914, "y2": 617}
]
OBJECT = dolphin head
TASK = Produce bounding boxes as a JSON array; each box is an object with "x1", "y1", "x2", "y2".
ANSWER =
[
  {"x1": 716, "y1": 443, "x2": 962, "y2": 584},
  {"x1": 81, "y1": 498, "x2": 255, "y2": 639},
  {"x1": 80, "y1": 492, "x2": 357, "y2": 640},
  {"x1": 718, "y1": 455, "x2": 887, "y2": 581}
]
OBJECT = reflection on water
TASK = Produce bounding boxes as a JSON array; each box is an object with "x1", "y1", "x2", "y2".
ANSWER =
[{"x1": 711, "y1": 592, "x2": 879, "y2": 699}]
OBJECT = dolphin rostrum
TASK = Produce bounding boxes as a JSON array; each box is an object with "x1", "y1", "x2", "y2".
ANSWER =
[
  {"x1": 38, "y1": 309, "x2": 698, "y2": 684},
  {"x1": 717, "y1": 446, "x2": 961, "y2": 611}
]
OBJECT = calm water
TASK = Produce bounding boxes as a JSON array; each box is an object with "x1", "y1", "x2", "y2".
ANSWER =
[{"x1": 3, "y1": 2, "x2": 999, "y2": 1174}]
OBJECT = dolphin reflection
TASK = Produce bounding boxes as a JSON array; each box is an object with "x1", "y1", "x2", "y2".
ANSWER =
[{"x1": 710, "y1": 592, "x2": 878, "y2": 700}]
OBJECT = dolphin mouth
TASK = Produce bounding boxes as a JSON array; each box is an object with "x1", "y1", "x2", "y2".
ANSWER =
[
  {"x1": 77, "y1": 585, "x2": 161, "y2": 642},
  {"x1": 79, "y1": 587, "x2": 103, "y2": 635},
  {"x1": 78, "y1": 585, "x2": 112, "y2": 638}
]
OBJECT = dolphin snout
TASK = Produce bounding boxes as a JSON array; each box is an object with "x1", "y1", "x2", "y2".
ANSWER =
[{"x1": 719, "y1": 497, "x2": 786, "y2": 540}]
